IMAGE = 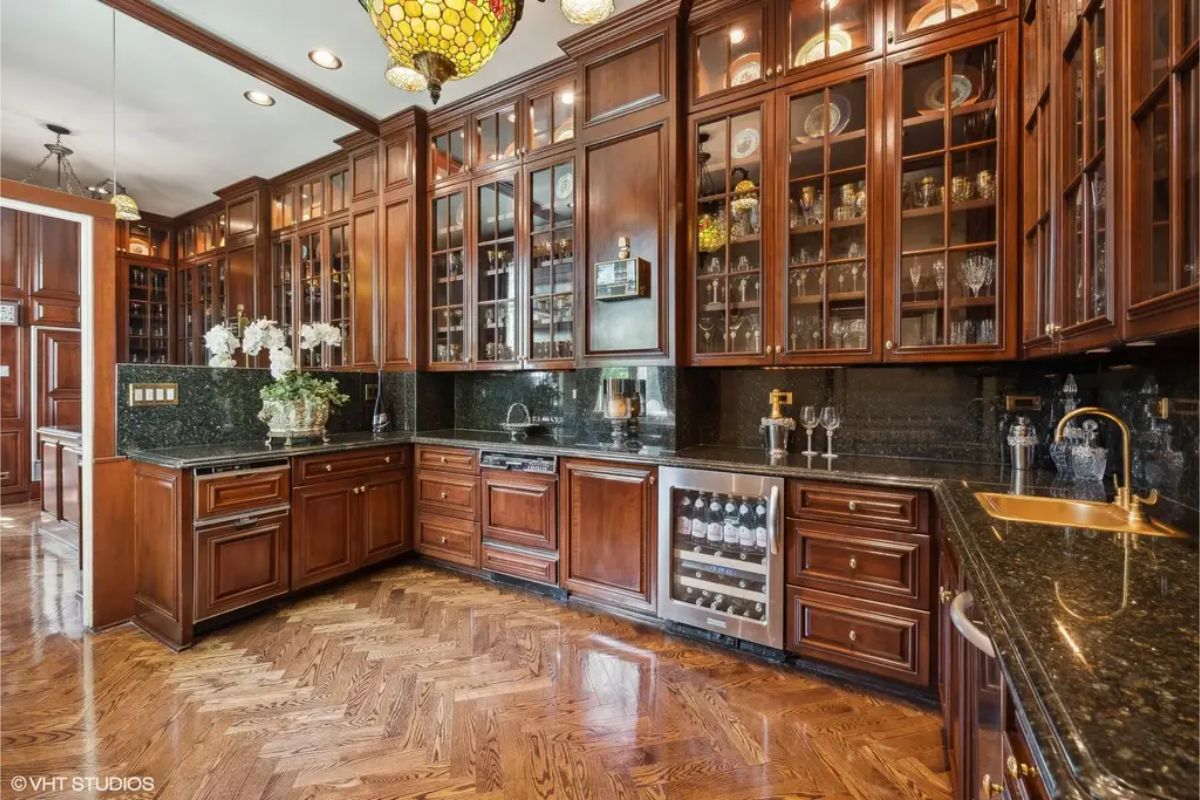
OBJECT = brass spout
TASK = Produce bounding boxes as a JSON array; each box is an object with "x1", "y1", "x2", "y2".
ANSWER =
[{"x1": 1055, "y1": 406, "x2": 1158, "y2": 524}]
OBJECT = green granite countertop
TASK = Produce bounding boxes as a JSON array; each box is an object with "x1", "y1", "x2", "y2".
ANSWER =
[{"x1": 126, "y1": 430, "x2": 1199, "y2": 799}]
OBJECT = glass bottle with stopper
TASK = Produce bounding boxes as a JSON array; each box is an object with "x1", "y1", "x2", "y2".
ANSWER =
[{"x1": 759, "y1": 388, "x2": 796, "y2": 458}]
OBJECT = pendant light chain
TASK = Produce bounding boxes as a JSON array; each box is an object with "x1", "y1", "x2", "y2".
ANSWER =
[{"x1": 109, "y1": 8, "x2": 140, "y2": 221}]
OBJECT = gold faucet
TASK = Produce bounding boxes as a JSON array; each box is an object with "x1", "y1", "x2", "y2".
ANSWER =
[{"x1": 1055, "y1": 406, "x2": 1158, "y2": 524}]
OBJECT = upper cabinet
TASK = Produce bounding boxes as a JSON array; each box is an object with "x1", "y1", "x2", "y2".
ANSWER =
[
  {"x1": 1123, "y1": 0, "x2": 1199, "y2": 339},
  {"x1": 889, "y1": 0, "x2": 1015, "y2": 49},
  {"x1": 884, "y1": 25, "x2": 1019, "y2": 360},
  {"x1": 690, "y1": 1, "x2": 883, "y2": 109}
]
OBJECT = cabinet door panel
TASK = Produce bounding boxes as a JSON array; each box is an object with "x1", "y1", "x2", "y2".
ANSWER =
[
  {"x1": 415, "y1": 512, "x2": 480, "y2": 567},
  {"x1": 361, "y1": 471, "x2": 410, "y2": 565},
  {"x1": 482, "y1": 469, "x2": 557, "y2": 550},
  {"x1": 291, "y1": 480, "x2": 357, "y2": 589},
  {"x1": 195, "y1": 513, "x2": 290, "y2": 622},
  {"x1": 560, "y1": 459, "x2": 656, "y2": 611},
  {"x1": 786, "y1": 521, "x2": 929, "y2": 608}
]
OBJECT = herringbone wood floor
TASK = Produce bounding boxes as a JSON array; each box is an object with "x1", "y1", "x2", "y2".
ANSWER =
[{"x1": 1, "y1": 501, "x2": 950, "y2": 799}]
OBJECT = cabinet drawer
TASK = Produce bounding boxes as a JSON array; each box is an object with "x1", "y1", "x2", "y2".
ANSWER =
[
  {"x1": 195, "y1": 512, "x2": 290, "y2": 622},
  {"x1": 482, "y1": 469, "x2": 557, "y2": 551},
  {"x1": 786, "y1": 521, "x2": 930, "y2": 609},
  {"x1": 294, "y1": 447, "x2": 406, "y2": 485},
  {"x1": 482, "y1": 544, "x2": 558, "y2": 585},
  {"x1": 416, "y1": 470, "x2": 480, "y2": 520},
  {"x1": 195, "y1": 464, "x2": 290, "y2": 522},
  {"x1": 415, "y1": 512, "x2": 479, "y2": 567},
  {"x1": 415, "y1": 445, "x2": 478, "y2": 474},
  {"x1": 786, "y1": 481, "x2": 929, "y2": 533},
  {"x1": 787, "y1": 587, "x2": 930, "y2": 686}
]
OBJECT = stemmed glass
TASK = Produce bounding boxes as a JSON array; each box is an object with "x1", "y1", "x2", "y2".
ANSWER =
[
  {"x1": 800, "y1": 405, "x2": 819, "y2": 456},
  {"x1": 820, "y1": 406, "x2": 841, "y2": 460}
]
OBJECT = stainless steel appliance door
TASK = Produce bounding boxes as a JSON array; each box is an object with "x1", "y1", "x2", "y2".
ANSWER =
[{"x1": 657, "y1": 467, "x2": 784, "y2": 649}]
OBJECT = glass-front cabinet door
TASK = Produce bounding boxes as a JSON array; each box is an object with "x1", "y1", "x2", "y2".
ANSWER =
[
  {"x1": 125, "y1": 264, "x2": 170, "y2": 364},
  {"x1": 474, "y1": 176, "x2": 519, "y2": 367},
  {"x1": 1125, "y1": 0, "x2": 1199, "y2": 337},
  {"x1": 429, "y1": 190, "x2": 468, "y2": 367},
  {"x1": 327, "y1": 222, "x2": 352, "y2": 366},
  {"x1": 782, "y1": 0, "x2": 879, "y2": 80},
  {"x1": 176, "y1": 266, "x2": 195, "y2": 365},
  {"x1": 1057, "y1": 0, "x2": 1115, "y2": 343},
  {"x1": 271, "y1": 237, "x2": 294, "y2": 342},
  {"x1": 1020, "y1": 0, "x2": 1054, "y2": 349},
  {"x1": 297, "y1": 231, "x2": 323, "y2": 367},
  {"x1": 887, "y1": 28, "x2": 1017, "y2": 360},
  {"x1": 691, "y1": 3, "x2": 771, "y2": 106},
  {"x1": 527, "y1": 82, "x2": 575, "y2": 154},
  {"x1": 430, "y1": 125, "x2": 468, "y2": 185},
  {"x1": 526, "y1": 159, "x2": 575, "y2": 367},
  {"x1": 892, "y1": 0, "x2": 1010, "y2": 48},
  {"x1": 778, "y1": 69, "x2": 877, "y2": 362},
  {"x1": 475, "y1": 104, "x2": 518, "y2": 168},
  {"x1": 691, "y1": 102, "x2": 770, "y2": 363}
]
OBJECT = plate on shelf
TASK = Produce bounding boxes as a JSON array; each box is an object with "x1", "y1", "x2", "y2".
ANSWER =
[
  {"x1": 553, "y1": 118, "x2": 574, "y2": 142},
  {"x1": 906, "y1": 0, "x2": 978, "y2": 32},
  {"x1": 128, "y1": 240, "x2": 150, "y2": 256},
  {"x1": 793, "y1": 28, "x2": 854, "y2": 67},
  {"x1": 555, "y1": 171, "x2": 574, "y2": 201},
  {"x1": 730, "y1": 52, "x2": 762, "y2": 86},
  {"x1": 731, "y1": 127, "x2": 760, "y2": 159},
  {"x1": 800, "y1": 93, "x2": 852, "y2": 139},
  {"x1": 918, "y1": 67, "x2": 982, "y2": 114}
]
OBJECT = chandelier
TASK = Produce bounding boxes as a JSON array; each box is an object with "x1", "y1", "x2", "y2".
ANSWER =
[
  {"x1": 20, "y1": 124, "x2": 91, "y2": 197},
  {"x1": 362, "y1": 0, "x2": 616, "y2": 103}
]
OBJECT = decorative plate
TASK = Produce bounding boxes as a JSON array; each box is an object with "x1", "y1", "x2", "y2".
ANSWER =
[
  {"x1": 793, "y1": 28, "x2": 854, "y2": 67},
  {"x1": 128, "y1": 240, "x2": 150, "y2": 256},
  {"x1": 919, "y1": 67, "x2": 982, "y2": 114},
  {"x1": 906, "y1": 0, "x2": 979, "y2": 31},
  {"x1": 730, "y1": 52, "x2": 762, "y2": 86},
  {"x1": 731, "y1": 127, "x2": 760, "y2": 159},
  {"x1": 800, "y1": 93, "x2": 852, "y2": 139},
  {"x1": 555, "y1": 171, "x2": 574, "y2": 201}
]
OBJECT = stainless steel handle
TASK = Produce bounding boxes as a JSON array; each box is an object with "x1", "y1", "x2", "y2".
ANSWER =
[
  {"x1": 950, "y1": 591, "x2": 995, "y2": 658},
  {"x1": 767, "y1": 484, "x2": 781, "y2": 556}
]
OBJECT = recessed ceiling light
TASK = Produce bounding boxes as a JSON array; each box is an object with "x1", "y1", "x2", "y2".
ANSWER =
[
  {"x1": 729, "y1": 27, "x2": 746, "y2": 45},
  {"x1": 308, "y1": 49, "x2": 342, "y2": 70},
  {"x1": 244, "y1": 90, "x2": 276, "y2": 107}
]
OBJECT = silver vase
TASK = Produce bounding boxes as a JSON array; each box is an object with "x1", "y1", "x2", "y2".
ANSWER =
[{"x1": 259, "y1": 397, "x2": 332, "y2": 446}]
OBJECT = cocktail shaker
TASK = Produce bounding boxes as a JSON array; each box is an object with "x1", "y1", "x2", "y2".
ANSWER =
[{"x1": 1007, "y1": 416, "x2": 1037, "y2": 471}]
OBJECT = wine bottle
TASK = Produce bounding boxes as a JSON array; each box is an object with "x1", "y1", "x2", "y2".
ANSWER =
[
  {"x1": 737, "y1": 497, "x2": 754, "y2": 554},
  {"x1": 691, "y1": 492, "x2": 709, "y2": 543},
  {"x1": 754, "y1": 499, "x2": 769, "y2": 554},
  {"x1": 706, "y1": 494, "x2": 724, "y2": 546},
  {"x1": 371, "y1": 369, "x2": 389, "y2": 434},
  {"x1": 675, "y1": 491, "x2": 693, "y2": 542},
  {"x1": 722, "y1": 496, "x2": 740, "y2": 550}
]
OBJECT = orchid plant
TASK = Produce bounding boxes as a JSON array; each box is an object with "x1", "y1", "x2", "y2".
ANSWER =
[{"x1": 205, "y1": 319, "x2": 343, "y2": 380}]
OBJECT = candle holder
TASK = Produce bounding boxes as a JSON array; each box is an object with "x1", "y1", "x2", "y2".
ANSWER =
[{"x1": 603, "y1": 377, "x2": 645, "y2": 448}]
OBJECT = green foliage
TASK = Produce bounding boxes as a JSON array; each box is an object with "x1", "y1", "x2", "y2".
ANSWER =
[{"x1": 260, "y1": 371, "x2": 349, "y2": 407}]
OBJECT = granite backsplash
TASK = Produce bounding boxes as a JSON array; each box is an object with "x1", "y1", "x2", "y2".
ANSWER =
[{"x1": 118, "y1": 345, "x2": 1197, "y2": 508}]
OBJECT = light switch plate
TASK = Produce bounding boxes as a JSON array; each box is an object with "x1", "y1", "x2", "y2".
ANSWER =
[{"x1": 129, "y1": 382, "x2": 179, "y2": 407}]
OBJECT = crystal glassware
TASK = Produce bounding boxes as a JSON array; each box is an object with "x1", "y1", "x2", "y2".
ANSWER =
[
  {"x1": 800, "y1": 405, "x2": 819, "y2": 456},
  {"x1": 1069, "y1": 420, "x2": 1108, "y2": 483},
  {"x1": 819, "y1": 405, "x2": 841, "y2": 460}
]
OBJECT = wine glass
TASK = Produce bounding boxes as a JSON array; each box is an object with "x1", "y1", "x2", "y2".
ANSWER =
[
  {"x1": 800, "y1": 406, "x2": 819, "y2": 456},
  {"x1": 819, "y1": 406, "x2": 841, "y2": 460}
]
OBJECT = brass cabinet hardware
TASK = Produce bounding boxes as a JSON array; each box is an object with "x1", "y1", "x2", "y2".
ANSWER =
[
  {"x1": 982, "y1": 775, "x2": 1002, "y2": 796},
  {"x1": 765, "y1": 66, "x2": 774, "y2": 77},
  {"x1": 885, "y1": 339, "x2": 894, "y2": 350},
  {"x1": 324, "y1": 464, "x2": 333, "y2": 472},
  {"x1": 848, "y1": 629, "x2": 857, "y2": 642},
  {"x1": 1006, "y1": 755, "x2": 1039, "y2": 781},
  {"x1": 776, "y1": 63, "x2": 783, "y2": 72},
  {"x1": 847, "y1": 500, "x2": 857, "y2": 511},
  {"x1": 384, "y1": 456, "x2": 391, "y2": 464},
  {"x1": 439, "y1": 490, "x2": 448, "y2": 499},
  {"x1": 939, "y1": 586, "x2": 953, "y2": 603},
  {"x1": 439, "y1": 535, "x2": 448, "y2": 544},
  {"x1": 440, "y1": 455, "x2": 447, "y2": 463},
  {"x1": 848, "y1": 556, "x2": 858, "y2": 569}
]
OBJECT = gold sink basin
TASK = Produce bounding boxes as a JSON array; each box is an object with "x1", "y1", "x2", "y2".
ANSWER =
[{"x1": 975, "y1": 492, "x2": 1187, "y2": 538}]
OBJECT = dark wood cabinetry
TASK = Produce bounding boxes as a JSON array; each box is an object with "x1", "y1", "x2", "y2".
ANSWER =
[
  {"x1": 481, "y1": 469, "x2": 558, "y2": 551},
  {"x1": 414, "y1": 445, "x2": 482, "y2": 567},
  {"x1": 291, "y1": 478, "x2": 359, "y2": 589},
  {"x1": 559, "y1": 458, "x2": 656, "y2": 612},
  {"x1": 784, "y1": 479, "x2": 932, "y2": 686},
  {"x1": 195, "y1": 511, "x2": 290, "y2": 622}
]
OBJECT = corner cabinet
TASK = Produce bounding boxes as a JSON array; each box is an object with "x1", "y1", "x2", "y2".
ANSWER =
[{"x1": 883, "y1": 22, "x2": 1020, "y2": 361}]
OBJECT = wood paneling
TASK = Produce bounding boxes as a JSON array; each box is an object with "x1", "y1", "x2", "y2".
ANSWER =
[
  {"x1": 415, "y1": 445, "x2": 478, "y2": 474},
  {"x1": 415, "y1": 512, "x2": 480, "y2": 567},
  {"x1": 351, "y1": 150, "x2": 378, "y2": 200},
  {"x1": 583, "y1": 34, "x2": 668, "y2": 123},
  {"x1": 195, "y1": 465, "x2": 290, "y2": 521},
  {"x1": 560, "y1": 458, "x2": 656, "y2": 612},
  {"x1": 194, "y1": 512, "x2": 289, "y2": 622},
  {"x1": 291, "y1": 479, "x2": 358, "y2": 590},
  {"x1": 1, "y1": 206, "x2": 20, "y2": 290},
  {"x1": 481, "y1": 469, "x2": 558, "y2": 551},
  {"x1": 381, "y1": 195, "x2": 416, "y2": 369},
  {"x1": 40, "y1": 438, "x2": 61, "y2": 519},
  {"x1": 35, "y1": 328, "x2": 81, "y2": 428},
  {"x1": 360, "y1": 469, "x2": 410, "y2": 566},
  {"x1": 0, "y1": 325, "x2": 25, "y2": 496},
  {"x1": 60, "y1": 444, "x2": 81, "y2": 530},
  {"x1": 481, "y1": 543, "x2": 558, "y2": 585},
  {"x1": 786, "y1": 520, "x2": 930, "y2": 609},
  {"x1": 29, "y1": 213, "x2": 80, "y2": 302},
  {"x1": 294, "y1": 447, "x2": 405, "y2": 485},
  {"x1": 416, "y1": 470, "x2": 480, "y2": 520},
  {"x1": 351, "y1": 207, "x2": 377, "y2": 367},
  {"x1": 133, "y1": 461, "x2": 193, "y2": 649}
]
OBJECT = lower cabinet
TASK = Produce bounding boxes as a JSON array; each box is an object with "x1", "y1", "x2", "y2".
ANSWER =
[
  {"x1": 361, "y1": 470, "x2": 412, "y2": 566},
  {"x1": 291, "y1": 478, "x2": 359, "y2": 590},
  {"x1": 559, "y1": 458, "x2": 656, "y2": 613},
  {"x1": 195, "y1": 512, "x2": 290, "y2": 622},
  {"x1": 415, "y1": 511, "x2": 480, "y2": 567}
]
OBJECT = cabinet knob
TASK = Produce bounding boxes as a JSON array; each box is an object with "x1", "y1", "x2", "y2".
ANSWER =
[
  {"x1": 439, "y1": 535, "x2": 447, "y2": 544},
  {"x1": 885, "y1": 339, "x2": 894, "y2": 350},
  {"x1": 440, "y1": 490, "x2": 448, "y2": 499},
  {"x1": 939, "y1": 586, "x2": 954, "y2": 603},
  {"x1": 384, "y1": 456, "x2": 391, "y2": 464},
  {"x1": 776, "y1": 63, "x2": 784, "y2": 73},
  {"x1": 1007, "y1": 756, "x2": 1039, "y2": 781},
  {"x1": 324, "y1": 464, "x2": 333, "y2": 472},
  {"x1": 887, "y1": 29, "x2": 895, "y2": 44},
  {"x1": 982, "y1": 775, "x2": 1002, "y2": 797},
  {"x1": 847, "y1": 500, "x2": 857, "y2": 511},
  {"x1": 765, "y1": 66, "x2": 774, "y2": 77},
  {"x1": 849, "y1": 556, "x2": 858, "y2": 569},
  {"x1": 848, "y1": 629, "x2": 857, "y2": 642},
  {"x1": 440, "y1": 455, "x2": 447, "y2": 463},
  {"x1": 1045, "y1": 322, "x2": 1062, "y2": 336}
]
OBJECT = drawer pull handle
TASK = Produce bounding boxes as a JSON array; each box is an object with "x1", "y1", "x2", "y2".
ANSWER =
[
  {"x1": 847, "y1": 500, "x2": 857, "y2": 511},
  {"x1": 440, "y1": 490, "x2": 448, "y2": 499},
  {"x1": 1007, "y1": 756, "x2": 1039, "y2": 781},
  {"x1": 848, "y1": 629, "x2": 857, "y2": 642},
  {"x1": 233, "y1": 516, "x2": 258, "y2": 529},
  {"x1": 324, "y1": 464, "x2": 333, "y2": 472},
  {"x1": 439, "y1": 455, "x2": 447, "y2": 464},
  {"x1": 439, "y1": 535, "x2": 447, "y2": 544},
  {"x1": 848, "y1": 556, "x2": 857, "y2": 569}
]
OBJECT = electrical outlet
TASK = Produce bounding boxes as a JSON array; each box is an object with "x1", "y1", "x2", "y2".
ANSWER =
[{"x1": 129, "y1": 383, "x2": 179, "y2": 407}]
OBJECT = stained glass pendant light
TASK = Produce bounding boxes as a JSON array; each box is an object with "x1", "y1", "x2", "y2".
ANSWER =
[
  {"x1": 109, "y1": 9, "x2": 140, "y2": 221},
  {"x1": 385, "y1": 59, "x2": 429, "y2": 92},
  {"x1": 360, "y1": 0, "x2": 525, "y2": 104}
]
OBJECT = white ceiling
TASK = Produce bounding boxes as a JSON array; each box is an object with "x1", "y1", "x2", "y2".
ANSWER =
[
  {"x1": 147, "y1": 0, "x2": 649, "y2": 116},
  {"x1": 1, "y1": 0, "x2": 647, "y2": 217}
]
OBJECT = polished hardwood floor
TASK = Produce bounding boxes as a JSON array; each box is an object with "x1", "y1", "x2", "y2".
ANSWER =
[{"x1": 1, "y1": 501, "x2": 950, "y2": 799}]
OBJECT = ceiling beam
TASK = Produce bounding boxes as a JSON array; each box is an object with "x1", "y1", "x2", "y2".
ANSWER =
[{"x1": 99, "y1": 0, "x2": 380, "y2": 136}]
